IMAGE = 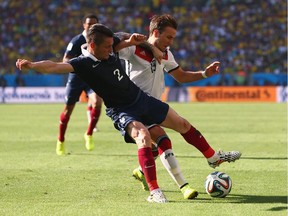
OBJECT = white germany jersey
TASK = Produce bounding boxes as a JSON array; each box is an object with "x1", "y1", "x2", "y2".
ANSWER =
[{"x1": 119, "y1": 45, "x2": 179, "y2": 99}]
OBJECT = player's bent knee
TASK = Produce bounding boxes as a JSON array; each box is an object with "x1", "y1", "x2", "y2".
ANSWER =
[
  {"x1": 133, "y1": 130, "x2": 152, "y2": 148},
  {"x1": 149, "y1": 125, "x2": 166, "y2": 140}
]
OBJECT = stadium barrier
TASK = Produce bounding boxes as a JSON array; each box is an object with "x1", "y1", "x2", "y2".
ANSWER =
[
  {"x1": 162, "y1": 86, "x2": 287, "y2": 103},
  {"x1": 1, "y1": 73, "x2": 286, "y2": 87},
  {"x1": 0, "y1": 86, "x2": 286, "y2": 104},
  {"x1": 0, "y1": 87, "x2": 66, "y2": 103}
]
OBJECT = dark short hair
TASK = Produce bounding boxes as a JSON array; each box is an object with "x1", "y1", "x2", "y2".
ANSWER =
[
  {"x1": 87, "y1": 24, "x2": 114, "y2": 45},
  {"x1": 149, "y1": 14, "x2": 178, "y2": 36},
  {"x1": 83, "y1": 14, "x2": 99, "y2": 23}
]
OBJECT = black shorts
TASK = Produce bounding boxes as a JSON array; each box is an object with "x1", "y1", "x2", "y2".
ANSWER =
[
  {"x1": 65, "y1": 73, "x2": 94, "y2": 105},
  {"x1": 106, "y1": 91, "x2": 169, "y2": 143}
]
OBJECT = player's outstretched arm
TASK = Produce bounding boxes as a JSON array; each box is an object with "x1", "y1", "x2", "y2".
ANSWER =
[
  {"x1": 16, "y1": 59, "x2": 74, "y2": 74},
  {"x1": 170, "y1": 61, "x2": 220, "y2": 83}
]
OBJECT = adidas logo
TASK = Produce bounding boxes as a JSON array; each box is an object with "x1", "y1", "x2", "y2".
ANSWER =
[
  {"x1": 164, "y1": 152, "x2": 174, "y2": 159},
  {"x1": 140, "y1": 50, "x2": 146, "y2": 56}
]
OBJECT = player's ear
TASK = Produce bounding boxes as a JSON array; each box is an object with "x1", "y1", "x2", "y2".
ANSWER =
[
  {"x1": 154, "y1": 29, "x2": 160, "y2": 37},
  {"x1": 90, "y1": 42, "x2": 95, "y2": 49}
]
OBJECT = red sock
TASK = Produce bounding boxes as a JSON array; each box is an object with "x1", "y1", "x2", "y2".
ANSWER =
[
  {"x1": 87, "y1": 105, "x2": 92, "y2": 112},
  {"x1": 87, "y1": 108, "x2": 101, "y2": 135},
  {"x1": 181, "y1": 126, "x2": 215, "y2": 158},
  {"x1": 58, "y1": 112, "x2": 70, "y2": 142},
  {"x1": 138, "y1": 148, "x2": 159, "y2": 191},
  {"x1": 152, "y1": 148, "x2": 159, "y2": 158},
  {"x1": 157, "y1": 137, "x2": 172, "y2": 155}
]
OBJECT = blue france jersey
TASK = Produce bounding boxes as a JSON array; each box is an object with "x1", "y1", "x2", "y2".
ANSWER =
[
  {"x1": 69, "y1": 54, "x2": 141, "y2": 108},
  {"x1": 65, "y1": 34, "x2": 86, "y2": 57},
  {"x1": 64, "y1": 33, "x2": 93, "y2": 103}
]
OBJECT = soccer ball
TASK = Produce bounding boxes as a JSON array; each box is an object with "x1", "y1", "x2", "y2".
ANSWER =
[{"x1": 205, "y1": 171, "x2": 232, "y2": 198}]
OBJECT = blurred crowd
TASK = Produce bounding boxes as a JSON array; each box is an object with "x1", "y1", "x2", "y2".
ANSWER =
[{"x1": 1, "y1": 0, "x2": 287, "y2": 82}]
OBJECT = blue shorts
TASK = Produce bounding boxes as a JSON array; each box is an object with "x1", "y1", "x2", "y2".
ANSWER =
[
  {"x1": 106, "y1": 91, "x2": 169, "y2": 143},
  {"x1": 65, "y1": 73, "x2": 94, "y2": 105}
]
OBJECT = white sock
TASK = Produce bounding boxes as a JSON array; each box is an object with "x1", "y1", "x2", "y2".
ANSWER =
[
  {"x1": 150, "y1": 188, "x2": 161, "y2": 195},
  {"x1": 207, "y1": 152, "x2": 220, "y2": 163},
  {"x1": 159, "y1": 149, "x2": 187, "y2": 187}
]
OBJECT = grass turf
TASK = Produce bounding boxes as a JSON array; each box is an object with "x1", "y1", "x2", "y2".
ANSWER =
[{"x1": 0, "y1": 102, "x2": 287, "y2": 216}]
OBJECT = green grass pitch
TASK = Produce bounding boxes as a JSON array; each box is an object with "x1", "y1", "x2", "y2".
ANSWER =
[{"x1": 0, "y1": 102, "x2": 287, "y2": 216}]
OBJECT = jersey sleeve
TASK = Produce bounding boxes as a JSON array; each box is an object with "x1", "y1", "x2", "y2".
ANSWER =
[
  {"x1": 65, "y1": 40, "x2": 78, "y2": 56},
  {"x1": 164, "y1": 50, "x2": 179, "y2": 73},
  {"x1": 113, "y1": 35, "x2": 121, "y2": 50},
  {"x1": 65, "y1": 35, "x2": 84, "y2": 58},
  {"x1": 114, "y1": 32, "x2": 130, "y2": 41},
  {"x1": 118, "y1": 46, "x2": 134, "y2": 61},
  {"x1": 68, "y1": 57, "x2": 81, "y2": 73}
]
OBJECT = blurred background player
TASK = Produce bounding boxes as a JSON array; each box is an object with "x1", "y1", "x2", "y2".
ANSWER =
[
  {"x1": 56, "y1": 14, "x2": 103, "y2": 155},
  {"x1": 118, "y1": 14, "x2": 241, "y2": 195}
]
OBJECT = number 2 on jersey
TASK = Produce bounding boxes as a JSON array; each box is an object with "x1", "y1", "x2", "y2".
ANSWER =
[{"x1": 113, "y1": 69, "x2": 123, "y2": 81}]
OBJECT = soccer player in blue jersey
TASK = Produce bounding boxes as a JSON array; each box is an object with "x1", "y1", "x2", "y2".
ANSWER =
[
  {"x1": 16, "y1": 24, "x2": 237, "y2": 203},
  {"x1": 57, "y1": 14, "x2": 103, "y2": 155}
]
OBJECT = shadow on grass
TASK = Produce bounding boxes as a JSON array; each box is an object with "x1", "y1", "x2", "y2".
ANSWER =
[
  {"x1": 167, "y1": 191, "x2": 287, "y2": 212},
  {"x1": 166, "y1": 191, "x2": 287, "y2": 204},
  {"x1": 225, "y1": 194, "x2": 287, "y2": 204}
]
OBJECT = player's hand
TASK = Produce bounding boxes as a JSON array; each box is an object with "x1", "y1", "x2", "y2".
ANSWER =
[
  {"x1": 128, "y1": 33, "x2": 147, "y2": 45},
  {"x1": 16, "y1": 59, "x2": 33, "y2": 71},
  {"x1": 204, "y1": 61, "x2": 220, "y2": 77},
  {"x1": 151, "y1": 46, "x2": 163, "y2": 64}
]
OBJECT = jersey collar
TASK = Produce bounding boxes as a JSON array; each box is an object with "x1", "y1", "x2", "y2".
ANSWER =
[
  {"x1": 81, "y1": 44, "x2": 101, "y2": 62},
  {"x1": 82, "y1": 30, "x2": 87, "y2": 40}
]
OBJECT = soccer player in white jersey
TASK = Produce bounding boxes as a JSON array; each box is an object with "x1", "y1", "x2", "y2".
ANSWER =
[{"x1": 118, "y1": 14, "x2": 241, "y2": 199}]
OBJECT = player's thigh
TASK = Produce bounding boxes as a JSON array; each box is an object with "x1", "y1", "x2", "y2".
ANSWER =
[{"x1": 160, "y1": 107, "x2": 190, "y2": 133}]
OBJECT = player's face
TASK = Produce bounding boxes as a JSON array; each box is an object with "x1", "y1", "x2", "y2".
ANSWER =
[
  {"x1": 83, "y1": 18, "x2": 98, "y2": 33},
  {"x1": 155, "y1": 27, "x2": 177, "y2": 51},
  {"x1": 94, "y1": 37, "x2": 114, "y2": 60}
]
